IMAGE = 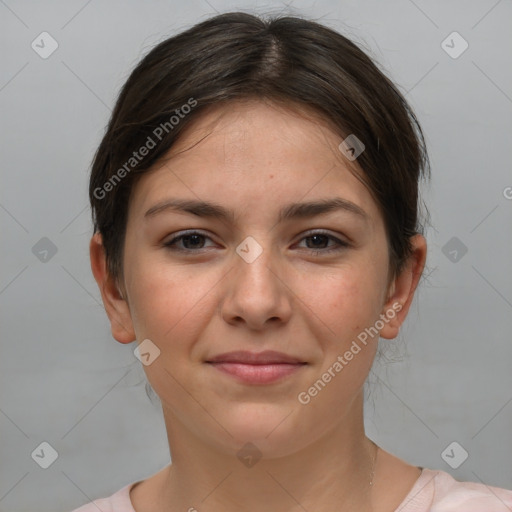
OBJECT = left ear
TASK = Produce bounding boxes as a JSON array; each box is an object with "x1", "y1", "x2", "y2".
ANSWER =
[{"x1": 379, "y1": 234, "x2": 427, "y2": 340}]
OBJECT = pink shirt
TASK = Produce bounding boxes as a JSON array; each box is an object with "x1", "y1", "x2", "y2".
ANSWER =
[{"x1": 70, "y1": 468, "x2": 512, "y2": 511}]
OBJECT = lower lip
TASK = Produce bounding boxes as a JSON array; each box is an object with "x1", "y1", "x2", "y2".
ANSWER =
[{"x1": 207, "y1": 362, "x2": 305, "y2": 384}]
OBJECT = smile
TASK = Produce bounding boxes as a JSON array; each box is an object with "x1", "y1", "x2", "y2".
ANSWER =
[{"x1": 207, "y1": 362, "x2": 306, "y2": 385}]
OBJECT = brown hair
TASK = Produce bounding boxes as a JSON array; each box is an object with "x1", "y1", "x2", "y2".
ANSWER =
[{"x1": 89, "y1": 11, "x2": 430, "y2": 287}]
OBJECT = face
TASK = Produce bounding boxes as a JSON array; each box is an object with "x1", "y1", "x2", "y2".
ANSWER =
[{"x1": 100, "y1": 100, "x2": 414, "y2": 458}]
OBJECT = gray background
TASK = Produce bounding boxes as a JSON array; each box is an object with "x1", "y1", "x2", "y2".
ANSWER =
[{"x1": 1, "y1": 1, "x2": 511, "y2": 511}]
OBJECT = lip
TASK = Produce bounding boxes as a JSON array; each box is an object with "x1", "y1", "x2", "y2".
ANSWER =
[
  {"x1": 205, "y1": 351, "x2": 307, "y2": 385},
  {"x1": 208, "y1": 362, "x2": 305, "y2": 384},
  {"x1": 206, "y1": 350, "x2": 305, "y2": 365}
]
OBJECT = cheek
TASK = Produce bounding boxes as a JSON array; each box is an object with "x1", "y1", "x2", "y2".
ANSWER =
[
  {"x1": 124, "y1": 255, "x2": 218, "y2": 341},
  {"x1": 296, "y1": 262, "x2": 384, "y2": 341},
  {"x1": 299, "y1": 269, "x2": 382, "y2": 409}
]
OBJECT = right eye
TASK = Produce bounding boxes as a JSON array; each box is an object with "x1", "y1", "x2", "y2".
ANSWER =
[{"x1": 163, "y1": 230, "x2": 217, "y2": 252}]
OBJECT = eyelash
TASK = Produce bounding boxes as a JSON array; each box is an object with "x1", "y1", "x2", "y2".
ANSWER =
[{"x1": 162, "y1": 229, "x2": 350, "y2": 255}]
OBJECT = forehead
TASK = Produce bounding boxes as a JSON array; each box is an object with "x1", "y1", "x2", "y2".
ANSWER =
[
  {"x1": 167, "y1": 99, "x2": 347, "y2": 168},
  {"x1": 128, "y1": 100, "x2": 382, "y2": 227}
]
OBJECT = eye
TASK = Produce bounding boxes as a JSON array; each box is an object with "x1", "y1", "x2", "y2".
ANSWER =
[
  {"x1": 163, "y1": 230, "x2": 217, "y2": 252},
  {"x1": 296, "y1": 230, "x2": 350, "y2": 255},
  {"x1": 162, "y1": 229, "x2": 350, "y2": 255}
]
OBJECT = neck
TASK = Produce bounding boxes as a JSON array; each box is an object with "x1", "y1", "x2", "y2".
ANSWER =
[{"x1": 155, "y1": 394, "x2": 378, "y2": 512}]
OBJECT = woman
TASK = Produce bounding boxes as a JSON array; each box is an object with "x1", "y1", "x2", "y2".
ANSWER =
[{"x1": 73, "y1": 11, "x2": 512, "y2": 512}]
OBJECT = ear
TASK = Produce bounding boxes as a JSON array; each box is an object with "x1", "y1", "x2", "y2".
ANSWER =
[
  {"x1": 379, "y1": 234, "x2": 427, "y2": 340},
  {"x1": 89, "y1": 232, "x2": 136, "y2": 344}
]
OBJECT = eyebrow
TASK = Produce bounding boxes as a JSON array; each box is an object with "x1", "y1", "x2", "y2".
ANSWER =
[{"x1": 144, "y1": 197, "x2": 370, "y2": 224}]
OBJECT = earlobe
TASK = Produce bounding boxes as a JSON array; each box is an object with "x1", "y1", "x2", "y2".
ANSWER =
[
  {"x1": 89, "y1": 233, "x2": 136, "y2": 344},
  {"x1": 379, "y1": 234, "x2": 427, "y2": 340}
]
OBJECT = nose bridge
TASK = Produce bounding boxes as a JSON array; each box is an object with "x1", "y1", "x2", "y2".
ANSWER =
[
  {"x1": 222, "y1": 235, "x2": 292, "y2": 327},
  {"x1": 234, "y1": 235, "x2": 280, "y2": 296}
]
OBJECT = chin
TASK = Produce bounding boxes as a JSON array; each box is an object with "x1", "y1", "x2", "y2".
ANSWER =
[{"x1": 218, "y1": 405, "x2": 302, "y2": 452}]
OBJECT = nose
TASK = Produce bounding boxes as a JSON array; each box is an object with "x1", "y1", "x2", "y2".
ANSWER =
[{"x1": 221, "y1": 242, "x2": 293, "y2": 330}]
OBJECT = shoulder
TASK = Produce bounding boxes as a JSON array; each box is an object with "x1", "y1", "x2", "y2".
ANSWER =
[
  {"x1": 397, "y1": 467, "x2": 512, "y2": 511},
  {"x1": 69, "y1": 481, "x2": 137, "y2": 512}
]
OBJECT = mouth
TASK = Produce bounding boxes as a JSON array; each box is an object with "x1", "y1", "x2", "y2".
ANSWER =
[{"x1": 205, "y1": 351, "x2": 307, "y2": 385}]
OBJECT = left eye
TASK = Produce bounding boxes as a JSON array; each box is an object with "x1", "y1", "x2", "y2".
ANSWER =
[{"x1": 296, "y1": 232, "x2": 349, "y2": 253}]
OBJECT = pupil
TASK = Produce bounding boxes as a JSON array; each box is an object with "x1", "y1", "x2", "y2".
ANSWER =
[
  {"x1": 183, "y1": 234, "x2": 204, "y2": 248},
  {"x1": 308, "y1": 235, "x2": 327, "y2": 248}
]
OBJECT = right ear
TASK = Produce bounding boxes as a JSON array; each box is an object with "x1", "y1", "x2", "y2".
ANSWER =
[{"x1": 89, "y1": 232, "x2": 136, "y2": 344}]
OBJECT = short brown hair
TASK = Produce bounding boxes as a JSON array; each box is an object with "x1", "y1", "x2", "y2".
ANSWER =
[{"x1": 89, "y1": 11, "x2": 430, "y2": 287}]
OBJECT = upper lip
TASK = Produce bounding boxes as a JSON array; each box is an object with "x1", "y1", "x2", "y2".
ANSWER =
[{"x1": 206, "y1": 350, "x2": 306, "y2": 365}]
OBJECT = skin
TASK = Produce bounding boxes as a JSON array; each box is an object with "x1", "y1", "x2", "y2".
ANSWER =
[{"x1": 90, "y1": 99, "x2": 427, "y2": 512}]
